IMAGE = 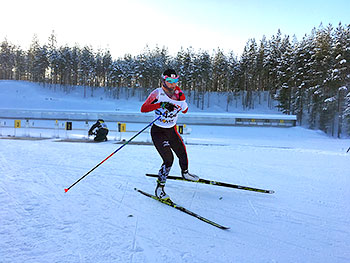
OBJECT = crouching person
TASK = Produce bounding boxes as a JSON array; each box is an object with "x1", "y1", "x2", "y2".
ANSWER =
[{"x1": 88, "y1": 119, "x2": 109, "y2": 142}]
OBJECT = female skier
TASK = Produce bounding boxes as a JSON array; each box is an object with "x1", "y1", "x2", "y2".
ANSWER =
[{"x1": 141, "y1": 69, "x2": 199, "y2": 199}]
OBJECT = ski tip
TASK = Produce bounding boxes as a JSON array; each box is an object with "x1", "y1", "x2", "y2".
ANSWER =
[
  {"x1": 64, "y1": 188, "x2": 69, "y2": 193},
  {"x1": 269, "y1": 190, "x2": 275, "y2": 194}
]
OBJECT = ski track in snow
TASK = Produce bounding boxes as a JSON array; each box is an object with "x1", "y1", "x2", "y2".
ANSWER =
[{"x1": 1, "y1": 129, "x2": 350, "y2": 263}]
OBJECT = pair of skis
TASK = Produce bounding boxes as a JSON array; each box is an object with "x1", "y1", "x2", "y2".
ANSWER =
[
  {"x1": 136, "y1": 174, "x2": 275, "y2": 230},
  {"x1": 145, "y1": 174, "x2": 275, "y2": 194}
]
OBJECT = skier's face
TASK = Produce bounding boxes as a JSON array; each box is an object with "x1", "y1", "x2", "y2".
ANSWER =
[{"x1": 165, "y1": 80, "x2": 177, "y2": 89}]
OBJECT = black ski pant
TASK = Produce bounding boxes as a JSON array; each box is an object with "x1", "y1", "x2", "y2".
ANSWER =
[
  {"x1": 94, "y1": 128, "x2": 108, "y2": 142},
  {"x1": 151, "y1": 124, "x2": 188, "y2": 182}
]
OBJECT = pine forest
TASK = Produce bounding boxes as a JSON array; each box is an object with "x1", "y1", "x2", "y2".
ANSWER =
[{"x1": 0, "y1": 23, "x2": 349, "y2": 137}]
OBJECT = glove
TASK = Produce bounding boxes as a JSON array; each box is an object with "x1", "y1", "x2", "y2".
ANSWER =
[{"x1": 160, "y1": 102, "x2": 176, "y2": 112}]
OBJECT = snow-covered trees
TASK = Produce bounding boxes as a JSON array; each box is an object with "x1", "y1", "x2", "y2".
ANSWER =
[{"x1": 1, "y1": 23, "x2": 350, "y2": 136}]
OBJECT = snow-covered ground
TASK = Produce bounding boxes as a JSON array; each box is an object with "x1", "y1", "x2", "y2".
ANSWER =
[{"x1": 1, "y1": 80, "x2": 350, "y2": 263}]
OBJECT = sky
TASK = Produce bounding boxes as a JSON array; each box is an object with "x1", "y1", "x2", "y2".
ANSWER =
[{"x1": 1, "y1": 0, "x2": 349, "y2": 59}]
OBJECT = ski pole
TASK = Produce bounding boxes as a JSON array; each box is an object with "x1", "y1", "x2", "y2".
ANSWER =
[{"x1": 64, "y1": 115, "x2": 161, "y2": 193}]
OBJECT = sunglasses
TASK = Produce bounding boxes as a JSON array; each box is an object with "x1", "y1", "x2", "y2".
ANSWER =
[{"x1": 163, "y1": 75, "x2": 179, "y2": 84}]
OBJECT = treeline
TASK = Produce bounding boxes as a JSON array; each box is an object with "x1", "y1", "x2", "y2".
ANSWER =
[{"x1": 0, "y1": 23, "x2": 350, "y2": 137}]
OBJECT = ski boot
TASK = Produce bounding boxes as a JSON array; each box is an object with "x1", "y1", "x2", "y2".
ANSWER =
[
  {"x1": 155, "y1": 180, "x2": 170, "y2": 201},
  {"x1": 181, "y1": 170, "x2": 199, "y2": 181}
]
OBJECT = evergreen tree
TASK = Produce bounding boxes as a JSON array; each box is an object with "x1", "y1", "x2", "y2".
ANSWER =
[
  {"x1": 291, "y1": 33, "x2": 315, "y2": 125},
  {"x1": 13, "y1": 47, "x2": 27, "y2": 80},
  {"x1": 102, "y1": 50, "x2": 113, "y2": 88},
  {"x1": 0, "y1": 39, "x2": 15, "y2": 79},
  {"x1": 27, "y1": 35, "x2": 48, "y2": 83},
  {"x1": 175, "y1": 47, "x2": 195, "y2": 93},
  {"x1": 333, "y1": 23, "x2": 350, "y2": 136},
  {"x1": 275, "y1": 35, "x2": 294, "y2": 114},
  {"x1": 265, "y1": 29, "x2": 283, "y2": 95},
  {"x1": 47, "y1": 31, "x2": 59, "y2": 86},
  {"x1": 257, "y1": 36, "x2": 269, "y2": 92},
  {"x1": 70, "y1": 46, "x2": 80, "y2": 86},
  {"x1": 313, "y1": 24, "x2": 335, "y2": 134},
  {"x1": 239, "y1": 39, "x2": 257, "y2": 109},
  {"x1": 58, "y1": 45, "x2": 73, "y2": 88},
  {"x1": 79, "y1": 46, "x2": 95, "y2": 97},
  {"x1": 212, "y1": 48, "x2": 228, "y2": 92},
  {"x1": 227, "y1": 51, "x2": 240, "y2": 109},
  {"x1": 196, "y1": 50, "x2": 212, "y2": 109}
]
